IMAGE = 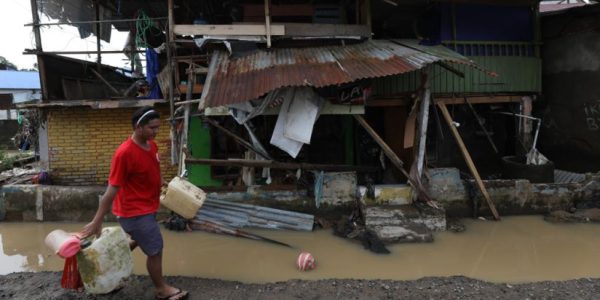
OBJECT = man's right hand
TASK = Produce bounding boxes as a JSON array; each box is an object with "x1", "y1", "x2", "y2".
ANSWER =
[{"x1": 81, "y1": 220, "x2": 102, "y2": 238}]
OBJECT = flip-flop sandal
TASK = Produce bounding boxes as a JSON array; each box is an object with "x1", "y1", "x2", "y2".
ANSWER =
[{"x1": 156, "y1": 288, "x2": 189, "y2": 300}]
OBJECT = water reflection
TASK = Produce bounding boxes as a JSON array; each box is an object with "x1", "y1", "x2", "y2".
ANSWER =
[{"x1": 1, "y1": 217, "x2": 600, "y2": 283}]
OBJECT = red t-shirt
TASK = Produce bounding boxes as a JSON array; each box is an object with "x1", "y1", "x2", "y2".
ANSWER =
[{"x1": 109, "y1": 138, "x2": 161, "y2": 217}]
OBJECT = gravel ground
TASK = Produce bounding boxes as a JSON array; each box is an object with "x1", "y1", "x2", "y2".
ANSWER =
[{"x1": 1, "y1": 272, "x2": 599, "y2": 299}]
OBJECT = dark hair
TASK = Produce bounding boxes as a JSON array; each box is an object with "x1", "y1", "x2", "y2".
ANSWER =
[{"x1": 132, "y1": 106, "x2": 160, "y2": 128}]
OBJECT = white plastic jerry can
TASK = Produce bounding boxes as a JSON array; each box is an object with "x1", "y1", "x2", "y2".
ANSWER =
[
  {"x1": 77, "y1": 226, "x2": 133, "y2": 294},
  {"x1": 161, "y1": 176, "x2": 206, "y2": 219}
]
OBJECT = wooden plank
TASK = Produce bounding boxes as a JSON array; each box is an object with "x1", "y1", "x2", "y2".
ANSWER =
[
  {"x1": 436, "y1": 96, "x2": 520, "y2": 105},
  {"x1": 264, "y1": 0, "x2": 272, "y2": 48},
  {"x1": 186, "y1": 158, "x2": 379, "y2": 172},
  {"x1": 174, "y1": 24, "x2": 285, "y2": 36},
  {"x1": 403, "y1": 106, "x2": 417, "y2": 149},
  {"x1": 437, "y1": 102, "x2": 501, "y2": 220},
  {"x1": 282, "y1": 23, "x2": 371, "y2": 37}
]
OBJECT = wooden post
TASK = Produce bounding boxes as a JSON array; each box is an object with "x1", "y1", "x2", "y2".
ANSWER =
[
  {"x1": 415, "y1": 73, "x2": 431, "y2": 176},
  {"x1": 95, "y1": 1, "x2": 101, "y2": 70},
  {"x1": 366, "y1": 0, "x2": 372, "y2": 37},
  {"x1": 520, "y1": 96, "x2": 533, "y2": 155},
  {"x1": 264, "y1": 0, "x2": 272, "y2": 48},
  {"x1": 437, "y1": 102, "x2": 501, "y2": 220},
  {"x1": 30, "y1": 0, "x2": 42, "y2": 51},
  {"x1": 167, "y1": 0, "x2": 177, "y2": 165},
  {"x1": 178, "y1": 64, "x2": 194, "y2": 176}
]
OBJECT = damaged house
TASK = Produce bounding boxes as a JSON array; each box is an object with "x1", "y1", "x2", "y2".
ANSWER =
[{"x1": 9, "y1": 0, "x2": 600, "y2": 245}]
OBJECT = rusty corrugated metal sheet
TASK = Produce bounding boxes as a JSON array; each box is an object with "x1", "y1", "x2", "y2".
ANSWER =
[{"x1": 204, "y1": 39, "x2": 487, "y2": 107}]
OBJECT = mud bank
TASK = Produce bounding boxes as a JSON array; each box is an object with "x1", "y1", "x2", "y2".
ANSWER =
[{"x1": 1, "y1": 272, "x2": 599, "y2": 300}]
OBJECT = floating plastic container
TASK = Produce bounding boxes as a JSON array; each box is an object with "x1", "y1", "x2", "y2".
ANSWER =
[
  {"x1": 161, "y1": 176, "x2": 206, "y2": 219},
  {"x1": 77, "y1": 226, "x2": 133, "y2": 294},
  {"x1": 44, "y1": 229, "x2": 81, "y2": 258}
]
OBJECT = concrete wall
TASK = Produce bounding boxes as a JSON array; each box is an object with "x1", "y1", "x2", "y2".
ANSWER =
[
  {"x1": 540, "y1": 7, "x2": 600, "y2": 172},
  {"x1": 46, "y1": 106, "x2": 177, "y2": 185},
  {"x1": 427, "y1": 168, "x2": 598, "y2": 218}
]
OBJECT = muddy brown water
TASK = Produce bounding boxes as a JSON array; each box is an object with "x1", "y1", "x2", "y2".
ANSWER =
[{"x1": 1, "y1": 216, "x2": 600, "y2": 283}]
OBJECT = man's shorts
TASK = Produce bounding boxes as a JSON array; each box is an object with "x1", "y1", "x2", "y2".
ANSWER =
[{"x1": 118, "y1": 213, "x2": 163, "y2": 256}]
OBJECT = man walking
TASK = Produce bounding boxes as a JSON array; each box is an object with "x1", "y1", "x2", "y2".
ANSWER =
[{"x1": 81, "y1": 106, "x2": 188, "y2": 300}]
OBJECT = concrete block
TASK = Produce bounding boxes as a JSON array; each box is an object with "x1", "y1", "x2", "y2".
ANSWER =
[
  {"x1": 365, "y1": 204, "x2": 446, "y2": 244},
  {"x1": 427, "y1": 168, "x2": 467, "y2": 203},
  {"x1": 1, "y1": 185, "x2": 37, "y2": 221},
  {"x1": 320, "y1": 172, "x2": 357, "y2": 206},
  {"x1": 359, "y1": 185, "x2": 413, "y2": 206}
]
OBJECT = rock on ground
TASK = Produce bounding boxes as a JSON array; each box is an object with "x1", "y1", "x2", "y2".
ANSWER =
[{"x1": 1, "y1": 272, "x2": 600, "y2": 299}]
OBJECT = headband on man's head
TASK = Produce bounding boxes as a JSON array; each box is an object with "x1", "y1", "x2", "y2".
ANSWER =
[{"x1": 136, "y1": 109, "x2": 157, "y2": 126}]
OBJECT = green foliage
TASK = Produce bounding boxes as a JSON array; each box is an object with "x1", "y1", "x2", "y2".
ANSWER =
[
  {"x1": 0, "y1": 56, "x2": 18, "y2": 71},
  {"x1": 0, "y1": 150, "x2": 16, "y2": 171}
]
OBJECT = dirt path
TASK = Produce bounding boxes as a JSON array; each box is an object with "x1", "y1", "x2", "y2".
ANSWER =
[{"x1": 1, "y1": 272, "x2": 598, "y2": 299}]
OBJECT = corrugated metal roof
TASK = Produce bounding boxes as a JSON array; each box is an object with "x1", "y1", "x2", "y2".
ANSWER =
[
  {"x1": 0, "y1": 71, "x2": 41, "y2": 90},
  {"x1": 203, "y1": 39, "x2": 491, "y2": 107}
]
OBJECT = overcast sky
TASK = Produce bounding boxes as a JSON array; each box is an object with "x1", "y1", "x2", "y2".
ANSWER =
[{"x1": 0, "y1": 0, "x2": 129, "y2": 70}]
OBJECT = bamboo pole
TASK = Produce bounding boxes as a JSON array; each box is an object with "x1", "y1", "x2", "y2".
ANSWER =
[{"x1": 437, "y1": 102, "x2": 500, "y2": 220}]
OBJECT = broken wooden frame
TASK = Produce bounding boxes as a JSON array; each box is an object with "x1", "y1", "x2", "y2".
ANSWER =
[
  {"x1": 353, "y1": 115, "x2": 434, "y2": 204},
  {"x1": 202, "y1": 117, "x2": 273, "y2": 160},
  {"x1": 436, "y1": 102, "x2": 501, "y2": 220}
]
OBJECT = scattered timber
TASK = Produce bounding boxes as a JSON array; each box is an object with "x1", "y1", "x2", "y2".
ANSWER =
[
  {"x1": 189, "y1": 219, "x2": 294, "y2": 248},
  {"x1": 353, "y1": 115, "x2": 435, "y2": 206}
]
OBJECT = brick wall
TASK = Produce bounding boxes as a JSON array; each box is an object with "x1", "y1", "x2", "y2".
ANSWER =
[{"x1": 47, "y1": 106, "x2": 178, "y2": 186}]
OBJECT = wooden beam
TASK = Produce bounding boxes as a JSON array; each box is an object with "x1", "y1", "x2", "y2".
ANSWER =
[
  {"x1": 94, "y1": 0, "x2": 101, "y2": 70},
  {"x1": 186, "y1": 158, "x2": 379, "y2": 172},
  {"x1": 353, "y1": 115, "x2": 433, "y2": 203},
  {"x1": 436, "y1": 102, "x2": 501, "y2": 220},
  {"x1": 174, "y1": 24, "x2": 285, "y2": 36},
  {"x1": 264, "y1": 0, "x2": 272, "y2": 48},
  {"x1": 281, "y1": 23, "x2": 371, "y2": 38},
  {"x1": 366, "y1": 98, "x2": 410, "y2": 107},
  {"x1": 24, "y1": 50, "x2": 144, "y2": 55},
  {"x1": 174, "y1": 23, "x2": 370, "y2": 38},
  {"x1": 168, "y1": 0, "x2": 176, "y2": 165},
  {"x1": 436, "y1": 96, "x2": 520, "y2": 105}
]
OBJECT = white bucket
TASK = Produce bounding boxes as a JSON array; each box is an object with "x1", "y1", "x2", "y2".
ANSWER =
[
  {"x1": 77, "y1": 226, "x2": 133, "y2": 294},
  {"x1": 44, "y1": 229, "x2": 81, "y2": 258}
]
